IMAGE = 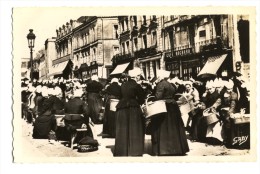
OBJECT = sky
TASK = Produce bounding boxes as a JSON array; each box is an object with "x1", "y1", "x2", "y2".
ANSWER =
[{"x1": 13, "y1": 8, "x2": 90, "y2": 58}]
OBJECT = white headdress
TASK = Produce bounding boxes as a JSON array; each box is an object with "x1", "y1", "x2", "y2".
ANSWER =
[
  {"x1": 91, "y1": 75, "x2": 99, "y2": 81},
  {"x1": 128, "y1": 68, "x2": 142, "y2": 77}
]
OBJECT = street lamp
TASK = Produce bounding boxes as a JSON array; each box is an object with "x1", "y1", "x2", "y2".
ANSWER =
[{"x1": 27, "y1": 29, "x2": 36, "y2": 81}]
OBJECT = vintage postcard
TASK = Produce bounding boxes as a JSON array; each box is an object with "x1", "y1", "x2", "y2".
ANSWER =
[{"x1": 12, "y1": 6, "x2": 257, "y2": 163}]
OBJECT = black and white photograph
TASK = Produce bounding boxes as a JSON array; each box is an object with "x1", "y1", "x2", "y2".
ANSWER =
[
  {"x1": 12, "y1": 6, "x2": 256, "y2": 162},
  {"x1": 9, "y1": 5, "x2": 257, "y2": 164}
]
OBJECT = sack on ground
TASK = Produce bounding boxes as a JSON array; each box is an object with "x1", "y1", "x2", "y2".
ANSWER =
[{"x1": 77, "y1": 136, "x2": 99, "y2": 152}]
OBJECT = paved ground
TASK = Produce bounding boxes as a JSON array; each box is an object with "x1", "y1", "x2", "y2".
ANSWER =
[{"x1": 19, "y1": 119, "x2": 250, "y2": 159}]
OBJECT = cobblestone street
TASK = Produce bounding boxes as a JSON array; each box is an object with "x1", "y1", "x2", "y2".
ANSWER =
[{"x1": 20, "y1": 119, "x2": 250, "y2": 159}]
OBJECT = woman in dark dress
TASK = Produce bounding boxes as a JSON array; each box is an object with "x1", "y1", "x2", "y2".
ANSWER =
[
  {"x1": 102, "y1": 78, "x2": 121, "y2": 138},
  {"x1": 86, "y1": 75, "x2": 104, "y2": 124},
  {"x1": 150, "y1": 70, "x2": 189, "y2": 156},
  {"x1": 114, "y1": 68, "x2": 146, "y2": 156},
  {"x1": 33, "y1": 87, "x2": 56, "y2": 139}
]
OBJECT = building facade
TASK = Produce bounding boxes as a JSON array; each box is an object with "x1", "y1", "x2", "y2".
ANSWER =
[
  {"x1": 72, "y1": 16, "x2": 119, "y2": 79},
  {"x1": 21, "y1": 58, "x2": 30, "y2": 79},
  {"x1": 112, "y1": 16, "x2": 164, "y2": 80},
  {"x1": 163, "y1": 15, "x2": 236, "y2": 80},
  {"x1": 44, "y1": 38, "x2": 57, "y2": 79},
  {"x1": 52, "y1": 20, "x2": 78, "y2": 79}
]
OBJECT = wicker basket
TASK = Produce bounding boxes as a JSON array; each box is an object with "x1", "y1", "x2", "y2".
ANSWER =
[
  {"x1": 55, "y1": 114, "x2": 65, "y2": 127},
  {"x1": 203, "y1": 108, "x2": 219, "y2": 125},
  {"x1": 231, "y1": 114, "x2": 250, "y2": 124},
  {"x1": 110, "y1": 99, "x2": 119, "y2": 111},
  {"x1": 142, "y1": 96, "x2": 167, "y2": 118}
]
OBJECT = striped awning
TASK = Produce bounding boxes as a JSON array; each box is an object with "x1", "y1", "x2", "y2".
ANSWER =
[
  {"x1": 197, "y1": 54, "x2": 227, "y2": 77},
  {"x1": 110, "y1": 62, "x2": 130, "y2": 75}
]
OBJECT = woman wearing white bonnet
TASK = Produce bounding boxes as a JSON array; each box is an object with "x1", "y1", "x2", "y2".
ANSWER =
[
  {"x1": 113, "y1": 67, "x2": 146, "y2": 156},
  {"x1": 150, "y1": 69, "x2": 189, "y2": 156},
  {"x1": 219, "y1": 79, "x2": 238, "y2": 145},
  {"x1": 91, "y1": 75, "x2": 99, "y2": 81}
]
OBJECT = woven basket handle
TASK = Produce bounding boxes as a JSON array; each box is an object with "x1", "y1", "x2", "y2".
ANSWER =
[{"x1": 145, "y1": 95, "x2": 155, "y2": 106}]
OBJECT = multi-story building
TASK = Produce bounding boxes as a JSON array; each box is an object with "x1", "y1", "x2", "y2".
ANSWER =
[
  {"x1": 163, "y1": 15, "x2": 248, "y2": 81},
  {"x1": 52, "y1": 20, "x2": 79, "y2": 79},
  {"x1": 112, "y1": 16, "x2": 163, "y2": 80},
  {"x1": 72, "y1": 16, "x2": 119, "y2": 79},
  {"x1": 21, "y1": 58, "x2": 30, "y2": 79},
  {"x1": 44, "y1": 38, "x2": 57, "y2": 79},
  {"x1": 112, "y1": 15, "x2": 249, "y2": 81},
  {"x1": 36, "y1": 49, "x2": 46, "y2": 80},
  {"x1": 163, "y1": 15, "x2": 236, "y2": 80}
]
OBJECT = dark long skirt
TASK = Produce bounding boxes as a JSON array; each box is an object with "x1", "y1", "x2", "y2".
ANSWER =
[
  {"x1": 103, "y1": 98, "x2": 116, "y2": 138},
  {"x1": 87, "y1": 93, "x2": 103, "y2": 124},
  {"x1": 33, "y1": 115, "x2": 56, "y2": 139},
  {"x1": 114, "y1": 107, "x2": 145, "y2": 156},
  {"x1": 150, "y1": 102, "x2": 189, "y2": 156}
]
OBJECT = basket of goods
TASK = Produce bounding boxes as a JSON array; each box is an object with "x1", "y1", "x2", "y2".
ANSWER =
[
  {"x1": 176, "y1": 94, "x2": 192, "y2": 116},
  {"x1": 55, "y1": 115, "x2": 65, "y2": 127},
  {"x1": 141, "y1": 96, "x2": 167, "y2": 118},
  {"x1": 203, "y1": 108, "x2": 219, "y2": 125},
  {"x1": 230, "y1": 113, "x2": 250, "y2": 124},
  {"x1": 110, "y1": 99, "x2": 119, "y2": 111}
]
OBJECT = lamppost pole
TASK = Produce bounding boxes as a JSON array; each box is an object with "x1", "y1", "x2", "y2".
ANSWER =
[
  {"x1": 27, "y1": 29, "x2": 36, "y2": 82},
  {"x1": 30, "y1": 47, "x2": 33, "y2": 81}
]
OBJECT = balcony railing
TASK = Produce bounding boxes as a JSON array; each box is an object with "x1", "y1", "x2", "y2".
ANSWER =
[
  {"x1": 195, "y1": 37, "x2": 225, "y2": 53},
  {"x1": 112, "y1": 53, "x2": 132, "y2": 64},
  {"x1": 165, "y1": 45, "x2": 195, "y2": 59},
  {"x1": 134, "y1": 45, "x2": 158, "y2": 58}
]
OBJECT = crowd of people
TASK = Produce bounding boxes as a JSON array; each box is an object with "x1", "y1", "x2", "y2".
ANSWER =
[{"x1": 21, "y1": 68, "x2": 250, "y2": 156}]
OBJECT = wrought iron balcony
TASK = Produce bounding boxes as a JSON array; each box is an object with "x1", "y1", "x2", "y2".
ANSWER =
[
  {"x1": 112, "y1": 53, "x2": 132, "y2": 64},
  {"x1": 134, "y1": 45, "x2": 158, "y2": 58},
  {"x1": 196, "y1": 37, "x2": 226, "y2": 53},
  {"x1": 164, "y1": 46, "x2": 195, "y2": 59}
]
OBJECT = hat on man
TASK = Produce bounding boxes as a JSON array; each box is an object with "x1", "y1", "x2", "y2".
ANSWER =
[{"x1": 128, "y1": 68, "x2": 142, "y2": 77}]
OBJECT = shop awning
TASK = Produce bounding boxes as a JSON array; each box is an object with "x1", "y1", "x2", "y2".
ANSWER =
[
  {"x1": 48, "y1": 60, "x2": 69, "y2": 77},
  {"x1": 197, "y1": 54, "x2": 227, "y2": 77},
  {"x1": 110, "y1": 62, "x2": 130, "y2": 75}
]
